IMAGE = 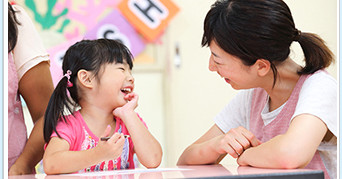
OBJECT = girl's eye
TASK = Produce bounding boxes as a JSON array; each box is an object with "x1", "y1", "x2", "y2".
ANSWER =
[{"x1": 119, "y1": 67, "x2": 125, "y2": 71}]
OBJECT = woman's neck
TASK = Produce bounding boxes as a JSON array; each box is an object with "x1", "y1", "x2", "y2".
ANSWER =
[{"x1": 263, "y1": 59, "x2": 302, "y2": 111}]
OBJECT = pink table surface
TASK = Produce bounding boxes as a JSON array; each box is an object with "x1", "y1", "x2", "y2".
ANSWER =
[{"x1": 8, "y1": 164, "x2": 323, "y2": 179}]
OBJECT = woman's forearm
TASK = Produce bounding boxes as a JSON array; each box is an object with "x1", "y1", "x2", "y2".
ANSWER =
[
  {"x1": 177, "y1": 139, "x2": 223, "y2": 165},
  {"x1": 237, "y1": 135, "x2": 310, "y2": 169},
  {"x1": 10, "y1": 117, "x2": 45, "y2": 174}
]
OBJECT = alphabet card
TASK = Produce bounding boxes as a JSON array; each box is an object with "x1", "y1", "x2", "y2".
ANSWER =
[
  {"x1": 118, "y1": 0, "x2": 179, "y2": 41},
  {"x1": 84, "y1": 10, "x2": 146, "y2": 57}
]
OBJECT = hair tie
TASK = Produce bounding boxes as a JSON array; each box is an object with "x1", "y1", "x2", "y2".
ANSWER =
[
  {"x1": 293, "y1": 29, "x2": 301, "y2": 42},
  {"x1": 64, "y1": 70, "x2": 73, "y2": 87}
]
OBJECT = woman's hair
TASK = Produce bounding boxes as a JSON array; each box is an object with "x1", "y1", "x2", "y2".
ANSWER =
[
  {"x1": 9, "y1": 2, "x2": 21, "y2": 52},
  {"x1": 202, "y1": 0, "x2": 334, "y2": 86},
  {"x1": 44, "y1": 39, "x2": 134, "y2": 142}
]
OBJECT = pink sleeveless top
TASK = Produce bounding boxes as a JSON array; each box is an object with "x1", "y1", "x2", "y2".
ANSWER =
[
  {"x1": 249, "y1": 74, "x2": 330, "y2": 179},
  {"x1": 8, "y1": 53, "x2": 27, "y2": 170}
]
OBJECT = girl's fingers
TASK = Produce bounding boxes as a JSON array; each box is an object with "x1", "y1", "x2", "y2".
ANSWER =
[
  {"x1": 124, "y1": 93, "x2": 135, "y2": 100},
  {"x1": 101, "y1": 125, "x2": 112, "y2": 138},
  {"x1": 108, "y1": 133, "x2": 122, "y2": 143}
]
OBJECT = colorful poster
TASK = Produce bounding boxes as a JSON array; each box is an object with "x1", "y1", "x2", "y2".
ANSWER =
[
  {"x1": 47, "y1": 37, "x2": 83, "y2": 86},
  {"x1": 118, "y1": 0, "x2": 179, "y2": 41},
  {"x1": 84, "y1": 10, "x2": 146, "y2": 57}
]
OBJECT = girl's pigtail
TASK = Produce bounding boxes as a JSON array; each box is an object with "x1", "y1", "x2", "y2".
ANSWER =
[
  {"x1": 43, "y1": 72, "x2": 75, "y2": 143},
  {"x1": 296, "y1": 32, "x2": 334, "y2": 74}
]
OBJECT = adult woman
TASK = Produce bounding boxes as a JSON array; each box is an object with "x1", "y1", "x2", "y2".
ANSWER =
[
  {"x1": 8, "y1": 2, "x2": 54, "y2": 175},
  {"x1": 178, "y1": 0, "x2": 336, "y2": 179}
]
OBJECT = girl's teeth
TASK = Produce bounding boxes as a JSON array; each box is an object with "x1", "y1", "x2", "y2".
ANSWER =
[{"x1": 122, "y1": 88, "x2": 131, "y2": 93}]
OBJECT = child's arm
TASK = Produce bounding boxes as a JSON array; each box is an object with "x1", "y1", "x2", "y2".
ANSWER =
[
  {"x1": 237, "y1": 114, "x2": 328, "y2": 168},
  {"x1": 43, "y1": 131, "x2": 125, "y2": 174},
  {"x1": 177, "y1": 124, "x2": 261, "y2": 165},
  {"x1": 114, "y1": 93, "x2": 162, "y2": 168}
]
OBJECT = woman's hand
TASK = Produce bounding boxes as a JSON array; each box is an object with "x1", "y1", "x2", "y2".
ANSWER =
[
  {"x1": 9, "y1": 162, "x2": 32, "y2": 175},
  {"x1": 214, "y1": 126, "x2": 261, "y2": 158}
]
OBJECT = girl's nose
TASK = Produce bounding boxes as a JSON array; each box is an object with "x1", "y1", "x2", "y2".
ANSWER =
[{"x1": 128, "y1": 75, "x2": 135, "y2": 83}]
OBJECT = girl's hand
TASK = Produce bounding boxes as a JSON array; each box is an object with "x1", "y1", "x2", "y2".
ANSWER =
[
  {"x1": 113, "y1": 93, "x2": 138, "y2": 119},
  {"x1": 213, "y1": 126, "x2": 261, "y2": 158},
  {"x1": 96, "y1": 125, "x2": 125, "y2": 161}
]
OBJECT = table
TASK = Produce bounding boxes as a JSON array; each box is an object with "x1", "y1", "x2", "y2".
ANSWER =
[{"x1": 8, "y1": 164, "x2": 324, "y2": 179}]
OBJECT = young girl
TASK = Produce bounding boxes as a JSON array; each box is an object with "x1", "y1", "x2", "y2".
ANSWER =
[
  {"x1": 43, "y1": 39, "x2": 162, "y2": 174},
  {"x1": 178, "y1": 0, "x2": 336, "y2": 179}
]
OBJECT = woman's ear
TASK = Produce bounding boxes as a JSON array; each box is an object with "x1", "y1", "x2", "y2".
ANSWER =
[
  {"x1": 77, "y1": 69, "x2": 93, "y2": 88},
  {"x1": 254, "y1": 59, "x2": 271, "y2": 77}
]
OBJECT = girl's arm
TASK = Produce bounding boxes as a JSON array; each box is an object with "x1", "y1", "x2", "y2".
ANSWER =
[
  {"x1": 43, "y1": 132, "x2": 125, "y2": 174},
  {"x1": 177, "y1": 124, "x2": 261, "y2": 165},
  {"x1": 237, "y1": 114, "x2": 328, "y2": 168},
  {"x1": 121, "y1": 112, "x2": 162, "y2": 168},
  {"x1": 9, "y1": 61, "x2": 54, "y2": 175},
  {"x1": 114, "y1": 93, "x2": 162, "y2": 168}
]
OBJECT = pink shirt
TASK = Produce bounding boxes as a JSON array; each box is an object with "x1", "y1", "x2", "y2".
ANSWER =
[{"x1": 49, "y1": 111, "x2": 147, "y2": 172}]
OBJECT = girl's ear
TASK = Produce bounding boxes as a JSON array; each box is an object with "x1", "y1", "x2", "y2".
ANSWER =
[
  {"x1": 254, "y1": 59, "x2": 271, "y2": 77},
  {"x1": 77, "y1": 69, "x2": 93, "y2": 88}
]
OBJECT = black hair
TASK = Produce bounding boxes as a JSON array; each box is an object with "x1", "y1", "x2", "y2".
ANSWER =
[
  {"x1": 8, "y1": 2, "x2": 21, "y2": 52},
  {"x1": 202, "y1": 0, "x2": 334, "y2": 86},
  {"x1": 44, "y1": 39, "x2": 134, "y2": 143}
]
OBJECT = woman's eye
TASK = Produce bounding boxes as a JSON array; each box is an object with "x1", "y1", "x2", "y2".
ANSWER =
[{"x1": 214, "y1": 61, "x2": 221, "y2": 65}]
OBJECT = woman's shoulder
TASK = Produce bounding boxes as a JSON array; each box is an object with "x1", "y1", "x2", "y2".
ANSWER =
[
  {"x1": 303, "y1": 70, "x2": 337, "y2": 89},
  {"x1": 12, "y1": 4, "x2": 31, "y2": 21}
]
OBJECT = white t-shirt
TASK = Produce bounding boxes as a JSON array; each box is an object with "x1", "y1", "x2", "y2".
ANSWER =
[
  {"x1": 12, "y1": 5, "x2": 49, "y2": 81},
  {"x1": 214, "y1": 70, "x2": 337, "y2": 179}
]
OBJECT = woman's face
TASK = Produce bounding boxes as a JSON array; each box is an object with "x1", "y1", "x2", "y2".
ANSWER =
[{"x1": 208, "y1": 40, "x2": 259, "y2": 90}]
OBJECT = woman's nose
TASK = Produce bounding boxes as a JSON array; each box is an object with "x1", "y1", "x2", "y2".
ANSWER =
[{"x1": 209, "y1": 58, "x2": 217, "y2": 72}]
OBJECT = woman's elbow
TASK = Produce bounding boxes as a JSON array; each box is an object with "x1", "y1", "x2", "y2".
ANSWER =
[{"x1": 275, "y1": 147, "x2": 311, "y2": 169}]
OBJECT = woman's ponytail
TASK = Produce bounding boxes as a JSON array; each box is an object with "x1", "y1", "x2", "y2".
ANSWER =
[{"x1": 296, "y1": 32, "x2": 334, "y2": 74}]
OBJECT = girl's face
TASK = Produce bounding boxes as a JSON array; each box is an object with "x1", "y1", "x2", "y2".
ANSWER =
[
  {"x1": 208, "y1": 40, "x2": 258, "y2": 90},
  {"x1": 94, "y1": 62, "x2": 134, "y2": 109}
]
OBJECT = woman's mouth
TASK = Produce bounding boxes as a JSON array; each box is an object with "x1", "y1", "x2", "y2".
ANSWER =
[{"x1": 224, "y1": 78, "x2": 231, "y2": 84}]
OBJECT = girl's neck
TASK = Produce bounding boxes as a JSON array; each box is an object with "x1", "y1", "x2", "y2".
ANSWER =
[
  {"x1": 79, "y1": 103, "x2": 116, "y2": 137},
  {"x1": 263, "y1": 59, "x2": 302, "y2": 111}
]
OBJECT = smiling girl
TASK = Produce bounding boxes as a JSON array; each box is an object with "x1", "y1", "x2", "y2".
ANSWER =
[{"x1": 43, "y1": 39, "x2": 162, "y2": 174}]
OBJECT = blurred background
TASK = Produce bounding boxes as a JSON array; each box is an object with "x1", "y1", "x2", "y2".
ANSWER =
[{"x1": 15, "y1": 0, "x2": 337, "y2": 168}]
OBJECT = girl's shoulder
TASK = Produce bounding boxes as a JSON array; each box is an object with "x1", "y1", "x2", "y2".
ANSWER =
[{"x1": 56, "y1": 111, "x2": 83, "y2": 127}]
